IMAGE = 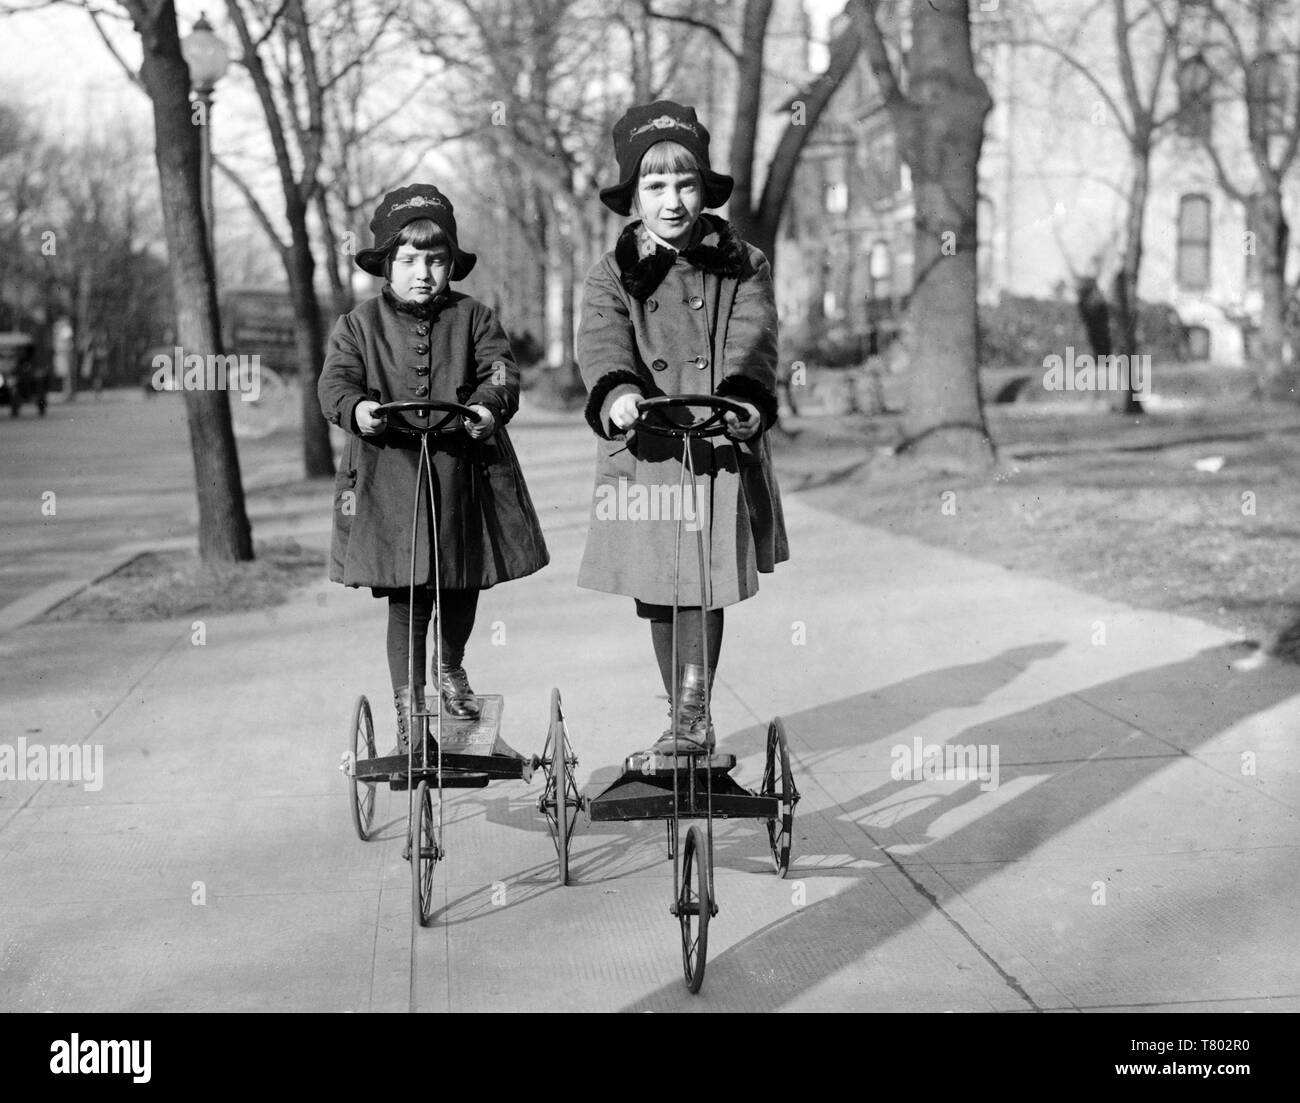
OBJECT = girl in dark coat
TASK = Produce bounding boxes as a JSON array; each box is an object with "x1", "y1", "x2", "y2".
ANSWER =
[
  {"x1": 577, "y1": 102, "x2": 789, "y2": 755},
  {"x1": 319, "y1": 184, "x2": 549, "y2": 752}
]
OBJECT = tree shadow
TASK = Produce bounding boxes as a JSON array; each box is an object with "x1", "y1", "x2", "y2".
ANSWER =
[
  {"x1": 614, "y1": 640, "x2": 1298, "y2": 1011},
  {"x1": 462, "y1": 643, "x2": 1069, "y2": 889}
]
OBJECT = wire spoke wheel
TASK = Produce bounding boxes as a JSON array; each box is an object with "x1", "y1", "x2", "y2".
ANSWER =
[
  {"x1": 230, "y1": 366, "x2": 292, "y2": 439},
  {"x1": 539, "y1": 687, "x2": 579, "y2": 885},
  {"x1": 677, "y1": 825, "x2": 711, "y2": 994},
  {"x1": 349, "y1": 695, "x2": 377, "y2": 841},
  {"x1": 411, "y1": 779, "x2": 439, "y2": 926},
  {"x1": 761, "y1": 717, "x2": 798, "y2": 877}
]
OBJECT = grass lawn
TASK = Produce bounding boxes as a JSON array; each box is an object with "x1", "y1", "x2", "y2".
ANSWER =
[
  {"x1": 43, "y1": 539, "x2": 326, "y2": 622},
  {"x1": 773, "y1": 399, "x2": 1300, "y2": 661}
]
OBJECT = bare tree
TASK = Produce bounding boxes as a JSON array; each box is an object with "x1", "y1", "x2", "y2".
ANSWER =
[
  {"x1": 853, "y1": 0, "x2": 995, "y2": 467},
  {"x1": 1016, "y1": 0, "x2": 1205, "y2": 416},
  {"x1": 664, "y1": 0, "x2": 866, "y2": 267},
  {"x1": 106, "y1": 0, "x2": 253, "y2": 560},
  {"x1": 218, "y1": 0, "x2": 355, "y2": 478},
  {"x1": 1186, "y1": 0, "x2": 1300, "y2": 397},
  {"x1": 408, "y1": 0, "x2": 625, "y2": 388}
]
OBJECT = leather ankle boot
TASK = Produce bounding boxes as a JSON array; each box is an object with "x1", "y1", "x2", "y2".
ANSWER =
[
  {"x1": 651, "y1": 664, "x2": 714, "y2": 754},
  {"x1": 393, "y1": 686, "x2": 414, "y2": 755},
  {"x1": 677, "y1": 663, "x2": 714, "y2": 749},
  {"x1": 438, "y1": 665, "x2": 480, "y2": 720}
]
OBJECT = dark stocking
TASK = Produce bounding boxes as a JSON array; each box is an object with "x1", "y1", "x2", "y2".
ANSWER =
[
  {"x1": 646, "y1": 607, "x2": 724, "y2": 697},
  {"x1": 386, "y1": 588, "x2": 481, "y2": 691},
  {"x1": 386, "y1": 590, "x2": 433, "y2": 693}
]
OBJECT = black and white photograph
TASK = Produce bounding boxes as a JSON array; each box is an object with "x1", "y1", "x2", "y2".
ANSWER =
[{"x1": 0, "y1": 0, "x2": 1293, "y2": 1059}]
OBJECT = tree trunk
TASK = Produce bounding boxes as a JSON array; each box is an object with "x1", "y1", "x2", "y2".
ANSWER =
[
  {"x1": 316, "y1": 191, "x2": 353, "y2": 317},
  {"x1": 546, "y1": 199, "x2": 578, "y2": 390},
  {"x1": 1255, "y1": 187, "x2": 1293, "y2": 397},
  {"x1": 896, "y1": 0, "x2": 994, "y2": 468},
  {"x1": 286, "y1": 211, "x2": 334, "y2": 477},
  {"x1": 1111, "y1": 150, "x2": 1147, "y2": 414},
  {"x1": 728, "y1": 0, "x2": 775, "y2": 245},
  {"x1": 126, "y1": 0, "x2": 252, "y2": 563}
]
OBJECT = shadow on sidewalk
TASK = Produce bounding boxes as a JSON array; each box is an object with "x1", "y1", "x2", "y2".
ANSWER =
[{"x1": 604, "y1": 640, "x2": 1298, "y2": 1011}]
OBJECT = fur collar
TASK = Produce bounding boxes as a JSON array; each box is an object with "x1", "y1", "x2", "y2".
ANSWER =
[
  {"x1": 613, "y1": 214, "x2": 749, "y2": 301},
  {"x1": 382, "y1": 284, "x2": 455, "y2": 318}
]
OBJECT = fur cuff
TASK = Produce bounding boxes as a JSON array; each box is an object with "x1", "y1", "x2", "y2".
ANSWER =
[
  {"x1": 584, "y1": 369, "x2": 650, "y2": 438},
  {"x1": 717, "y1": 373, "x2": 779, "y2": 430}
]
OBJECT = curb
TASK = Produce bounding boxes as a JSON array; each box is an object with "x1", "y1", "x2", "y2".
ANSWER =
[{"x1": 0, "y1": 517, "x2": 332, "y2": 637}]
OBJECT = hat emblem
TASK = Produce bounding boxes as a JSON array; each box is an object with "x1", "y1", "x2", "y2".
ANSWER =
[
  {"x1": 391, "y1": 194, "x2": 446, "y2": 213},
  {"x1": 630, "y1": 115, "x2": 699, "y2": 139}
]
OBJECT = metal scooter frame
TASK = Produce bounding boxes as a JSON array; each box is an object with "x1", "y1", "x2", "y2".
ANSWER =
[
  {"x1": 586, "y1": 394, "x2": 795, "y2": 994},
  {"x1": 337, "y1": 400, "x2": 581, "y2": 1013},
  {"x1": 385, "y1": 399, "x2": 479, "y2": 1012}
]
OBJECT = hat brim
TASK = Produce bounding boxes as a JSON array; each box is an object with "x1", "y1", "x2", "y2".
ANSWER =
[
  {"x1": 355, "y1": 241, "x2": 477, "y2": 281},
  {"x1": 599, "y1": 169, "x2": 734, "y2": 216}
]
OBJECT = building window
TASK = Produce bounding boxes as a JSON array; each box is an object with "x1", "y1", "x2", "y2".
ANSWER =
[
  {"x1": 1177, "y1": 194, "x2": 1212, "y2": 291},
  {"x1": 1177, "y1": 55, "x2": 1213, "y2": 140},
  {"x1": 859, "y1": 127, "x2": 900, "y2": 207},
  {"x1": 867, "y1": 239, "x2": 891, "y2": 300},
  {"x1": 1186, "y1": 325, "x2": 1211, "y2": 360},
  {"x1": 1248, "y1": 52, "x2": 1290, "y2": 136},
  {"x1": 823, "y1": 154, "x2": 849, "y2": 214}
]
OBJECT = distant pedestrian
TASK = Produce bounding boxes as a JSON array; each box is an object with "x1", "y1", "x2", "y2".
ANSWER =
[{"x1": 319, "y1": 184, "x2": 549, "y2": 753}]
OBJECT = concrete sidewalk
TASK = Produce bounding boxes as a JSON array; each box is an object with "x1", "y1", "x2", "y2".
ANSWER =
[{"x1": 1, "y1": 414, "x2": 1298, "y2": 1012}]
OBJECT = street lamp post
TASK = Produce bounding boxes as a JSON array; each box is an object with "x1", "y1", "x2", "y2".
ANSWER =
[{"x1": 181, "y1": 12, "x2": 230, "y2": 268}]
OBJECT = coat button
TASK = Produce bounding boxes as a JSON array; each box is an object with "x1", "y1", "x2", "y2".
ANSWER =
[
  {"x1": 651, "y1": 358, "x2": 668, "y2": 372},
  {"x1": 415, "y1": 384, "x2": 429, "y2": 397},
  {"x1": 688, "y1": 295, "x2": 704, "y2": 310},
  {"x1": 647, "y1": 298, "x2": 658, "y2": 312},
  {"x1": 416, "y1": 323, "x2": 429, "y2": 336},
  {"x1": 414, "y1": 366, "x2": 429, "y2": 376},
  {"x1": 413, "y1": 343, "x2": 429, "y2": 355},
  {"x1": 693, "y1": 356, "x2": 708, "y2": 370}
]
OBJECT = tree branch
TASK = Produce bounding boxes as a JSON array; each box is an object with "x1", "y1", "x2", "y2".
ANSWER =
[
  {"x1": 1011, "y1": 34, "x2": 1137, "y2": 146},
  {"x1": 757, "y1": 13, "x2": 862, "y2": 232},
  {"x1": 86, "y1": 5, "x2": 142, "y2": 89},
  {"x1": 638, "y1": 0, "x2": 738, "y2": 61},
  {"x1": 213, "y1": 152, "x2": 288, "y2": 254}
]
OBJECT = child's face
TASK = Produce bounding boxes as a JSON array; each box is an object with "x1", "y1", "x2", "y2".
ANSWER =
[
  {"x1": 389, "y1": 243, "x2": 452, "y2": 304},
  {"x1": 636, "y1": 170, "x2": 702, "y2": 247}
]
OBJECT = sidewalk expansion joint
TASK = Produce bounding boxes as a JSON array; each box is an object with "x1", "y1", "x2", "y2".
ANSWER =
[{"x1": 876, "y1": 842, "x2": 1044, "y2": 1011}]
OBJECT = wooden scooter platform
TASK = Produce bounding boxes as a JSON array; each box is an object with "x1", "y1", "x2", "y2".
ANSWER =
[
  {"x1": 588, "y1": 749, "x2": 777, "y2": 822},
  {"x1": 353, "y1": 695, "x2": 536, "y2": 788}
]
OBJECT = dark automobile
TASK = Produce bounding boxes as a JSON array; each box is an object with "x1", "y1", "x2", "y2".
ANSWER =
[{"x1": 0, "y1": 333, "x2": 48, "y2": 417}]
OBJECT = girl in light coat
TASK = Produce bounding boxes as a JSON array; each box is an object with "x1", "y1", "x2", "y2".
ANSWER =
[{"x1": 577, "y1": 101, "x2": 789, "y2": 754}]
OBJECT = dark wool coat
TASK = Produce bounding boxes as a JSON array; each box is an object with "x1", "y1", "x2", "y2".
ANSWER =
[
  {"x1": 576, "y1": 214, "x2": 789, "y2": 608},
  {"x1": 318, "y1": 286, "x2": 549, "y2": 591}
]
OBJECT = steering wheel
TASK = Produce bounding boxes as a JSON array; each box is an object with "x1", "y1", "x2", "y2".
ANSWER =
[
  {"x1": 634, "y1": 394, "x2": 754, "y2": 439},
  {"x1": 374, "y1": 399, "x2": 483, "y2": 435}
]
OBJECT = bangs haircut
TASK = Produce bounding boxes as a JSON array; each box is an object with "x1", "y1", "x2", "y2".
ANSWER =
[
  {"x1": 392, "y1": 218, "x2": 448, "y2": 253},
  {"x1": 638, "y1": 140, "x2": 701, "y2": 179}
]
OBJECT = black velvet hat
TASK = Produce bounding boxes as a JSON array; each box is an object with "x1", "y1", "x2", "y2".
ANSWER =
[
  {"x1": 599, "y1": 101, "x2": 734, "y2": 216},
  {"x1": 355, "y1": 184, "x2": 477, "y2": 279}
]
